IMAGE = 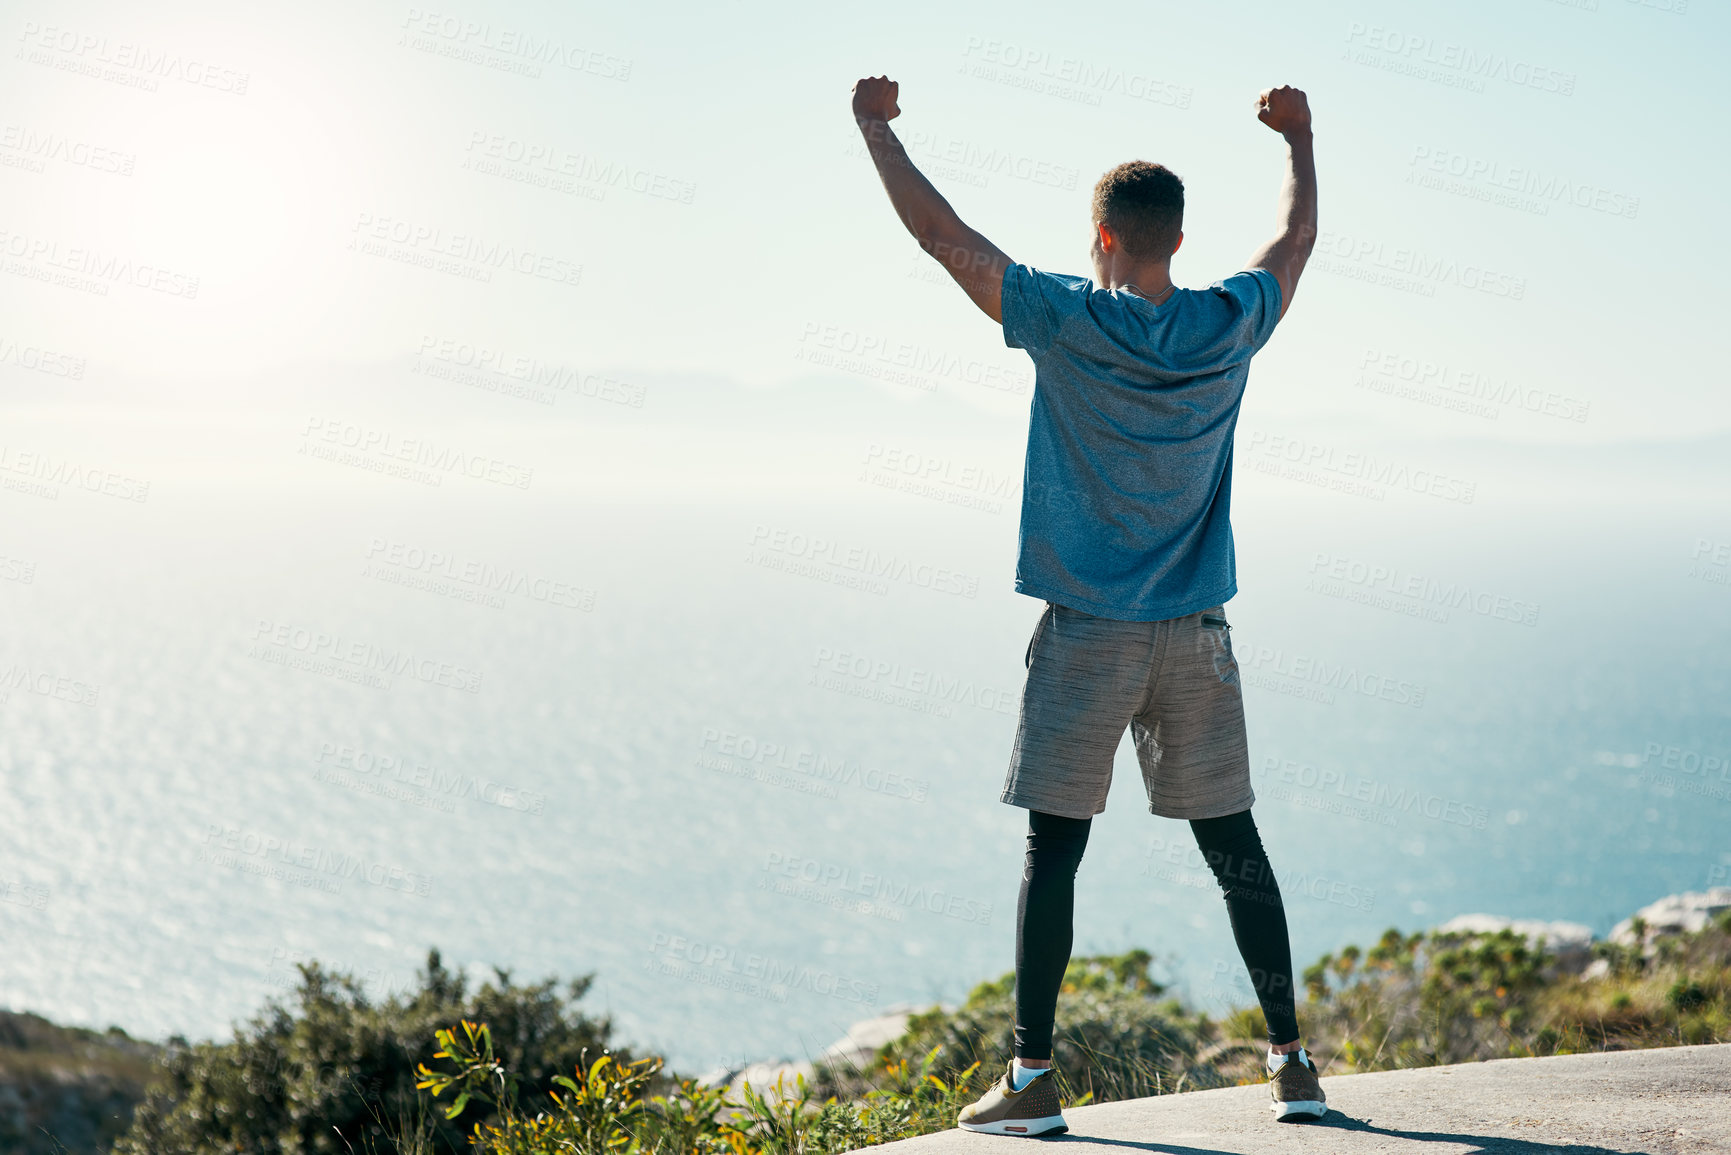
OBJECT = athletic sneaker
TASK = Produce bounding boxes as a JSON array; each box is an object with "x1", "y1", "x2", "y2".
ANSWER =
[
  {"x1": 956, "y1": 1062, "x2": 1068, "y2": 1136},
  {"x1": 1268, "y1": 1051, "x2": 1327, "y2": 1121}
]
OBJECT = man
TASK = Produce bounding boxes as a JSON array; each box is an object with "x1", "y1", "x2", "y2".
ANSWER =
[{"x1": 850, "y1": 76, "x2": 1324, "y2": 1134}]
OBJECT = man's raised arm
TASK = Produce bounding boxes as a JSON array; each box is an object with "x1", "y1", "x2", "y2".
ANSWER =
[
  {"x1": 1244, "y1": 85, "x2": 1317, "y2": 322},
  {"x1": 852, "y1": 75, "x2": 1011, "y2": 324}
]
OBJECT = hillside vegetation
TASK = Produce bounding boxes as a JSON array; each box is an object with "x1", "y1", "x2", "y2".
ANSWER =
[{"x1": 9, "y1": 905, "x2": 1728, "y2": 1153}]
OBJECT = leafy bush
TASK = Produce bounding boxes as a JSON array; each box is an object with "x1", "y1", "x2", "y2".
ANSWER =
[
  {"x1": 92, "y1": 911, "x2": 1731, "y2": 1155},
  {"x1": 1302, "y1": 917, "x2": 1731, "y2": 1069},
  {"x1": 0, "y1": 1012, "x2": 161, "y2": 1155},
  {"x1": 815, "y1": 951, "x2": 1260, "y2": 1109},
  {"x1": 113, "y1": 950, "x2": 623, "y2": 1155},
  {"x1": 417, "y1": 1018, "x2": 989, "y2": 1155}
]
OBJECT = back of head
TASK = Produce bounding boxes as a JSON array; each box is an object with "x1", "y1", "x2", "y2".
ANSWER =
[{"x1": 1091, "y1": 161, "x2": 1184, "y2": 260}]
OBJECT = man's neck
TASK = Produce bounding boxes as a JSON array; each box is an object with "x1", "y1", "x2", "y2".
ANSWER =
[{"x1": 1102, "y1": 260, "x2": 1174, "y2": 298}]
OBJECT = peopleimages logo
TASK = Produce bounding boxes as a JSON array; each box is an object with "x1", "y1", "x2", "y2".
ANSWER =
[
  {"x1": 348, "y1": 212, "x2": 583, "y2": 288},
  {"x1": 463, "y1": 131, "x2": 694, "y2": 203},
  {"x1": 364, "y1": 536, "x2": 594, "y2": 611},
  {"x1": 398, "y1": 8, "x2": 632, "y2": 81},
  {"x1": 1342, "y1": 21, "x2": 1576, "y2": 96},
  {"x1": 1308, "y1": 552, "x2": 1541, "y2": 627},
  {"x1": 199, "y1": 824, "x2": 433, "y2": 896},
  {"x1": 1690, "y1": 538, "x2": 1731, "y2": 590},
  {"x1": 796, "y1": 321, "x2": 1030, "y2": 396},
  {"x1": 1634, "y1": 739, "x2": 1731, "y2": 804},
  {"x1": 313, "y1": 741, "x2": 546, "y2": 815},
  {"x1": 0, "y1": 878, "x2": 50, "y2": 910},
  {"x1": 249, "y1": 618, "x2": 484, "y2": 694},
  {"x1": 958, "y1": 36, "x2": 1193, "y2": 109},
  {"x1": 0, "y1": 552, "x2": 37, "y2": 585},
  {"x1": 863, "y1": 444, "x2": 1018, "y2": 498},
  {"x1": 698, "y1": 728, "x2": 929, "y2": 802},
  {"x1": 0, "y1": 444, "x2": 149, "y2": 502},
  {"x1": 300, "y1": 418, "x2": 534, "y2": 490},
  {"x1": 859, "y1": 442, "x2": 1017, "y2": 515},
  {"x1": 844, "y1": 126, "x2": 1079, "y2": 192},
  {"x1": 0, "y1": 661, "x2": 99, "y2": 708},
  {"x1": 414, "y1": 337, "x2": 646, "y2": 408},
  {"x1": 761, "y1": 851, "x2": 993, "y2": 926},
  {"x1": 1642, "y1": 742, "x2": 1729, "y2": 782},
  {"x1": 0, "y1": 124, "x2": 135, "y2": 176},
  {"x1": 1145, "y1": 833, "x2": 1377, "y2": 911},
  {"x1": 1407, "y1": 146, "x2": 1639, "y2": 220},
  {"x1": 1259, "y1": 756, "x2": 1490, "y2": 829},
  {"x1": 645, "y1": 933, "x2": 879, "y2": 1006},
  {"x1": 747, "y1": 525, "x2": 979, "y2": 598},
  {"x1": 16, "y1": 21, "x2": 251, "y2": 94},
  {"x1": 0, "y1": 224, "x2": 200, "y2": 298},
  {"x1": 1312, "y1": 229, "x2": 1526, "y2": 300},
  {"x1": 0, "y1": 333, "x2": 86, "y2": 378},
  {"x1": 1242, "y1": 430, "x2": 1477, "y2": 505},
  {"x1": 809, "y1": 646, "x2": 1018, "y2": 716},
  {"x1": 1356, "y1": 347, "x2": 1590, "y2": 424},
  {"x1": 1237, "y1": 642, "x2": 1427, "y2": 709}
]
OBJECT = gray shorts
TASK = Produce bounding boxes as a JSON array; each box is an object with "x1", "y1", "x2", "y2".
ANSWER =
[{"x1": 1000, "y1": 601, "x2": 1254, "y2": 821}]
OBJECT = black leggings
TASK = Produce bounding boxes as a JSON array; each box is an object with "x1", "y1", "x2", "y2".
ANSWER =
[{"x1": 1012, "y1": 808, "x2": 1299, "y2": 1059}]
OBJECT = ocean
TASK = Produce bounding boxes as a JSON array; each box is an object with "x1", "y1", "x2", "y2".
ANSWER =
[{"x1": 3, "y1": 367, "x2": 1728, "y2": 1074}]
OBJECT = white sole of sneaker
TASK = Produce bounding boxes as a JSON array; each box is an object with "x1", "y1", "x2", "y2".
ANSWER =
[
  {"x1": 1272, "y1": 1099, "x2": 1327, "y2": 1121},
  {"x1": 958, "y1": 1115, "x2": 1069, "y2": 1137}
]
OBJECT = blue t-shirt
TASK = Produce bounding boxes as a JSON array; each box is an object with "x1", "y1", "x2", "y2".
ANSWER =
[{"x1": 1001, "y1": 263, "x2": 1283, "y2": 621}]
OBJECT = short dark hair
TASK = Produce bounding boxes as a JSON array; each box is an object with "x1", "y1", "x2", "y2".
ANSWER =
[{"x1": 1091, "y1": 161, "x2": 1184, "y2": 259}]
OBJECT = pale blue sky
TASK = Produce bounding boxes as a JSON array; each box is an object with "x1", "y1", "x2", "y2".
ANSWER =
[{"x1": 3, "y1": 0, "x2": 1723, "y2": 448}]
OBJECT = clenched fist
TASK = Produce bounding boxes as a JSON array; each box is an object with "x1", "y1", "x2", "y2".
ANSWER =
[
  {"x1": 852, "y1": 75, "x2": 901, "y2": 123},
  {"x1": 1256, "y1": 85, "x2": 1311, "y2": 138}
]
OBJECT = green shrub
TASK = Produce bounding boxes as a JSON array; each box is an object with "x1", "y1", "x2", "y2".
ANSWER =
[
  {"x1": 113, "y1": 950, "x2": 623, "y2": 1155},
  {"x1": 816, "y1": 951, "x2": 1250, "y2": 1109},
  {"x1": 416, "y1": 1018, "x2": 981, "y2": 1155},
  {"x1": 0, "y1": 1013, "x2": 161, "y2": 1155},
  {"x1": 1302, "y1": 918, "x2": 1731, "y2": 1070},
  {"x1": 97, "y1": 912, "x2": 1731, "y2": 1155}
]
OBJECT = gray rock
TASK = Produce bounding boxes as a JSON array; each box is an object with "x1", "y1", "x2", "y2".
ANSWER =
[
  {"x1": 815, "y1": 1008, "x2": 915, "y2": 1075},
  {"x1": 701, "y1": 1005, "x2": 920, "y2": 1104},
  {"x1": 1610, "y1": 887, "x2": 1731, "y2": 947},
  {"x1": 1431, "y1": 913, "x2": 1596, "y2": 973}
]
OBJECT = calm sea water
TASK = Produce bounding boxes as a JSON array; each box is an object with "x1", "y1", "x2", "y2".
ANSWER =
[{"x1": 3, "y1": 371, "x2": 1728, "y2": 1073}]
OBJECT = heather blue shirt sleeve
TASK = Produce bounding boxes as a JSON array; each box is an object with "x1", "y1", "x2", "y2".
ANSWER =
[
  {"x1": 1001, "y1": 263, "x2": 1089, "y2": 358},
  {"x1": 1220, "y1": 268, "x2": 1283, "y2": 355}
]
